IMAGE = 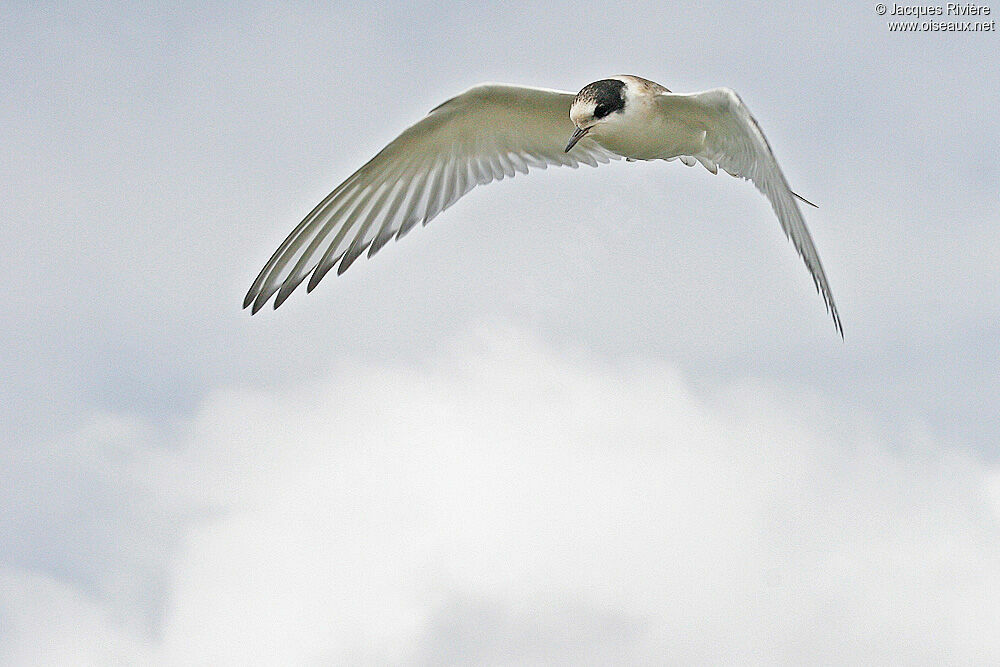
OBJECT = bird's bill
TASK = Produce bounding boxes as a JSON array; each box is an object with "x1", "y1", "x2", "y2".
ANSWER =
[{"x1": 564, "y1": 126, "x2": 590, "y2": 153}]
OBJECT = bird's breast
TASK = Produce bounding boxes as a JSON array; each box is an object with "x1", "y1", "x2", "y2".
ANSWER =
[{"x1": 592, "y1": 104, "x2": 707, "y2": 162}]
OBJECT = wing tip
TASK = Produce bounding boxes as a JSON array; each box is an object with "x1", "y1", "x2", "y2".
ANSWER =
[
  {"x1": 250, "y1": 294, "x2": 267, "y2": 315},
  {"x1": 272, "y1": 288, "x2": 292, "y2": 311},
  {"x1": 820, "y1": 290, "x2": 844, "y2": 339}
]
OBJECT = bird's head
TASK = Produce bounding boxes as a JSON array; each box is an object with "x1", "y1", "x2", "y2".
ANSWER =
[{"x1": 565, "y1": 78, "x2": 628, "y2": 152}]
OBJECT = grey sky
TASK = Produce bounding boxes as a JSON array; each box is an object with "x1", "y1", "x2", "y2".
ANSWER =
[{"x1": 2, "y1": 1, "x2": 998, "y2": 663}]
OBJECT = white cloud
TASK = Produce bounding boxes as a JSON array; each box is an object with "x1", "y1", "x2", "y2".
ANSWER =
[
  {"x1": 0, "y1": 568, "x2": 151, "y2": 666},
  {"x1": 3, "y1": 326, "x2": 998, "y2": 664}
]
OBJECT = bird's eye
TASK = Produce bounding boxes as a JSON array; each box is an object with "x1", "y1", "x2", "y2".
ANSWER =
[{"x1": 594, "y1": 104, "x2": 610, "y2": 119}]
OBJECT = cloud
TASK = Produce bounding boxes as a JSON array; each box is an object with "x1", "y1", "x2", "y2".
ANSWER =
[
  {"x1": 2, "y1": 325, "x2": 998, "y2": 664},
  {"x1": 0, "y1": 568, "x2": 152, "y2": 666}
]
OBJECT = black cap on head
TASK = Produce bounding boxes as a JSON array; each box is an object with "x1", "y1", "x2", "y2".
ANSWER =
[{"x1": 575, "y1": 79, "x2": 627, "y2": 118}]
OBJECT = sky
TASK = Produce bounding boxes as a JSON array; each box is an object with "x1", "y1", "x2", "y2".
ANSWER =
[{"x1": 1, "y1": 1, "x2": 998, "y2": 664}]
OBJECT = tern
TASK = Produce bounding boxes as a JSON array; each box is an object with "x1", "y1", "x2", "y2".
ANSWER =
[{"x1": 245, "y1": 75, "x2": 842, "y2": 335}]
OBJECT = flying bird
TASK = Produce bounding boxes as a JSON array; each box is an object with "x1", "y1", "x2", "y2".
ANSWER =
[{"x1": 245, "y1": 75, "x2": 842, "y2": 335}]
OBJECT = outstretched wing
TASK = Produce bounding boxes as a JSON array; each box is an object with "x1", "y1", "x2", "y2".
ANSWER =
[
  {"x1": 658, "y1": 88, "x2": 843, "y2": 336},
  {"x1": 245, "y1": 84, "x2": 618, "y2": 313}
]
